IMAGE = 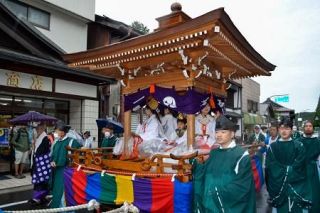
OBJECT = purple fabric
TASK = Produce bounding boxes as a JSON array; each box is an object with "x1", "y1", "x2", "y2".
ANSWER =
[
  {"x1": 10, "y1": 111, "x2": 57, "y2": 124},
  {"x1": 124, "y1": 86, "x2": 225, "y2": 114},
  {"x1": 33, "y1": 189, "x2": 48, "y2": 200},
  {"x1": 32, "y1": 153, "x2": 51, "y2": 184},
  {"x1": 63, "y1": 168, "x2": 77, "y2": 206},
  {"x1": 133, "y1": 178, "x2": 152, "y2": 213}
]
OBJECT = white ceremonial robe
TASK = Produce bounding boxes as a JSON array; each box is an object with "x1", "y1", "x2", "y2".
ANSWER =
[
  {"x1": 161, "y1": 114, "x2": 177, "y2": 139},
  {"x1": 195, "y1": 114, "x2": 216, "y2": 148}
]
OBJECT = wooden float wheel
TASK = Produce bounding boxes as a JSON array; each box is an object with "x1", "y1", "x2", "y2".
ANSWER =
[{"x1": 94, "y1": 156, "x2": 102, "y2": 166}]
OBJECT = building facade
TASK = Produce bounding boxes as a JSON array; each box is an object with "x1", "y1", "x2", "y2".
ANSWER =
[
  {"x1": 0, "y1": 2, "x2": 115, "y2": 172},
  {"x1": 2, "y1": 0, "x2": 95, "y2": 53}
]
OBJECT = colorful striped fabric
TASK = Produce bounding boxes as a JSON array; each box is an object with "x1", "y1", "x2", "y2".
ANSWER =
[
  {"x1": 251, "y1": 155, "x2": 264, "y2": 192},
  {"x1": 64, "y1": 168, "x2": 192, "y2": 213}
]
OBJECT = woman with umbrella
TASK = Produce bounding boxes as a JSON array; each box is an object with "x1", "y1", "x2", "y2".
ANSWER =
[{"x1": 50, "y1": 121, "x2": 81, "y2": 208}]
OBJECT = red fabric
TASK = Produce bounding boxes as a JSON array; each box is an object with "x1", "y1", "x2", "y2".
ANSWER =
[
  {"x1": 151, "y1": 178, "x2": 174, "y2": 213},
  {"x1": 72, "y1": 170, "x2": 87, "y2": 204},
  {"x1": 251, "y1": 159, "x2": 261, "y2": 192}
]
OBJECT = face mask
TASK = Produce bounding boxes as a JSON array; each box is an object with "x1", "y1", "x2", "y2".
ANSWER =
[
  {"x1": 104, "y1": 131, "x2": 111, "y2": 138},
  {"x1": 53, "y1": 132, "x2": 58, "y2": 139}
]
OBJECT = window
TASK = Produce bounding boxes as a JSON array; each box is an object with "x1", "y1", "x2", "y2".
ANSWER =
[
  {"x1": 247, "y1": 100, "x2": 259, "y2": 113},
  {"x1": 226, "y1": 90, "x2": 235, "y2": 109},
  {"x1": 4, "y1": 0, "x2": 50, "y2": 30},
  {"x1": 28, "y1": 7, "x2": 50, "y2": 29}
]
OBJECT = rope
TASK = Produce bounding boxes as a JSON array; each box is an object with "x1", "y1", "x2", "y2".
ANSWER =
[
  {"x1": 4, "y1": 199, "x2": 100, "y2": 213},
  {"x1": 104, "y1": 201, "x2": 139, "y2": 213},
  {"x1": 73, "y1": 162, "x2": 191, "y2": 177}
]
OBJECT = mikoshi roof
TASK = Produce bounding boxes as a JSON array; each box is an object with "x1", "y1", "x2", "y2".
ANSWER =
[{"x1": 64, "y1": 5, "x2": 276, "y2": 95}]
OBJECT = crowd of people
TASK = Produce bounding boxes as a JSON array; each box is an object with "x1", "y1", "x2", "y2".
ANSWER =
[
  {"x1": 193, "y1": 117, "x2": 320, "y2": 213},
  {"x1": 6, "y1": 98, "x2": 320, "y2": 212}
]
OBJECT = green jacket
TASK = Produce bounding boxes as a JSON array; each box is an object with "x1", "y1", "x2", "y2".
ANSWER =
[
  {"x1": 266, "y1": 139, "x2": 312, "y2": 212},
  {"x1": 247, "y1": 132, "x2": 265, "y2": 145},
  {"x1": 11, "y1": 128, "x2": 30, "y2": 152},
  {"x1": 299, "y1": 136, "x2": 320, "y2": 213},
  {"x1": 101, "y1": 135, "x2": 118, "y2": 148},
  {"x1": 51, "y1": 137, "x2": 81, "y2": 167},
  {"x1": 193, "y1": 145, "x2": 256, "y2": 213}
]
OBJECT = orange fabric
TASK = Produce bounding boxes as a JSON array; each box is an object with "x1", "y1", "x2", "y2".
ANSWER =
[{"x1": 149, "y1": 84, "x2": 156, "y2": 94}]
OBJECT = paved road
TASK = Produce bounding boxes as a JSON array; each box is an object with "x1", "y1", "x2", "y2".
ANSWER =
[{"x1": 0, "y1": 188, "x2": 272, "y2": 212}]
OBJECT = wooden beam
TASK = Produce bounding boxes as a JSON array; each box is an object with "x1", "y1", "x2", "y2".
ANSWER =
[
  {"x1": 187, "y1": 114, "x2": 195, "y2": 148},
  {"x1": 123, "y1": 110, "x2": 131, "y2": 158}
]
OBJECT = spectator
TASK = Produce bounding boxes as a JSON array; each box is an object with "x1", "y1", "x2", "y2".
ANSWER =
[
  {"x1": 11, "y1": 125, "x2": 30, "y2": 179},
  {"x1": 29, "y1": 123, "x2": 51, "y2": 205},
  {"x1": 82, "y1": 131, "x2": 93, "y2": 148}
]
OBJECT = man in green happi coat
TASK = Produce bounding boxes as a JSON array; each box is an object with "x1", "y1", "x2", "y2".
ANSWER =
[
  {"x1": 101, "y1": 124, "x2": 119, "y2": 148},
  {"x1": 292, "y1": 125, "x2": 302, "y2": 140},
  {"x1": 50, "y1": 121, "x2": 81, "y2": 208},
  {"x1": 193, "y1": 116, "x2": 256, "y2": 213},
  {"x1": 266, "y1": 117, "x2": 312, "y2": 213},
  {"x1": 298, "y1": 121, "x2": 320, "y2": 213}
]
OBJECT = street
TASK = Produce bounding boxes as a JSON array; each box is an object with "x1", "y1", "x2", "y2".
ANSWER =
[{"x1": 0, "y1": 188, "x2": 272, "y2": 212}]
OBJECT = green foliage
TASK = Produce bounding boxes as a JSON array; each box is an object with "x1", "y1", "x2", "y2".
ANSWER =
[{"x1": 131, "y1": 21, "x2": 150, "y2": 35}]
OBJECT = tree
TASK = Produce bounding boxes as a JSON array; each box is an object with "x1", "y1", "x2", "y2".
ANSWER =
[
  {"x1": 313, "y1": 96, "x2": 320, "y2": 127},
  {"x1": 131, "y1": 21, "x2": 150, "y2": 35}
]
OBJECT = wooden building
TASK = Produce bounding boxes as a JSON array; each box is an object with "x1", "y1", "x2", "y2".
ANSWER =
[{"x1": 64, "y1": 3, "x2": 276, "y2": 151}]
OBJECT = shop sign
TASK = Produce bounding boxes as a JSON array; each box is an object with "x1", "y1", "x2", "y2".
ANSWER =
[
  {"x1": 0, "y1": 69, "x2": 52, "y2": 92},
  {"x1": 0, "y1": 128, "x2": 9, "y2": 146}
]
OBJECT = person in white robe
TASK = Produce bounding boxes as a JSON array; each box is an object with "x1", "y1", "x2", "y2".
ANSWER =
[
  {"x1": 161, "y1": 107, "x2": 177, "y2": 139},
  {"x1": 165, "y1": 114, "x2": 188, "y2": 155},
  {"x1": 131, "y1": 98, "x2": 167, "y2": 157},
  {"x1": 195, "y1": 103, "x2": 216, "y2": 150}
]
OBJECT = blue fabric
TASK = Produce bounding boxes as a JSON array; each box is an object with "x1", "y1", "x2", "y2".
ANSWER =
[
  {"x1": 253, "y1": 155, "x2": 264, "y2": 188},
  {"x1": 174, "y1": 179, "x2": 193, "y2": 213},
  {"x1": 85, "y1": 173, "x2": 101, "y2": 202}
]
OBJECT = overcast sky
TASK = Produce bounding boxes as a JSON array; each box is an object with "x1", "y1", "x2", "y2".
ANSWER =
[{"x1": 96, "y1": 0, "x2": 320, "y2": 113}]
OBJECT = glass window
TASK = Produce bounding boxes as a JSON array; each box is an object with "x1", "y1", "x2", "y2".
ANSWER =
[
  {"x1": 14, "y1": 97, "x2": 43, "y2": 109},
  {"x1": 28, "y1": 7, "x2": 50, "y2": 29},
  {"x1": 44, "y1": 100, "x2": 68, "y2": 110},
  {"x1": 0, "y1": 95, "x2": 13, "y2": 108},
  {"x1": 4, "y1": 0, "x2": 27, "y2": 20}
]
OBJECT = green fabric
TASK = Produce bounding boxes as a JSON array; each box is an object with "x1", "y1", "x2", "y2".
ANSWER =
[
  {"x1": 50, "y1": 167, "x2": 65, "y2": 208},
  {"x1": 51, "y1": 137, "x2": 81, "y2": 167},
  {"x1": 193, "y1": 146, "x2": 256, "y2": 213},
  {"x1": 50, "y1": 137, "x2": 81, "y2": 208},
  {"x1": 100, "y1": 174, "x2": 117, "y2": 204},
  {"x1": 246, "y1": 133, "x2": 265, "y2": 145},
  {"x1": 265, "y1": 139, "x2": 312, "y2": 212},
  {"x1": 101, "y1": 135, "x2": 118, "y2": 148},
  {"x1": 11, "y1": 128, "x2": 30, "y2": 152},
  {"x1": 292, "y1": 132, "x2": 301, "y2": 140},
  {"x1": 299, "y1": 136, "x2": 320, "y2": 213}
]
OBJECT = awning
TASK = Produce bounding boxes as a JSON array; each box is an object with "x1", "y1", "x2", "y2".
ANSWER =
[
  {"x1": 243, "y1": 112, "x2": 266, "y2": 125},
  {"x1": 225, "y1": 111, "x2": 242, "y2": 118}
]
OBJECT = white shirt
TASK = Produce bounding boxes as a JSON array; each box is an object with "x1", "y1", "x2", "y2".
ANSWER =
[
  {"x1": 161, "y1": 114, "x2": 177, "y2": 139},
  {"x1": 83, "y1": 137, "x2": 93, "y2": 148},
  {"x1": 169, "y1": 129, "x2": 187, "y2": 145},
  {"x1": 136, "y1": 114, "x2": 167, "y2": 141},
  {"x1": 195, "y1": 114, "x2": 216, "y2": 145}
]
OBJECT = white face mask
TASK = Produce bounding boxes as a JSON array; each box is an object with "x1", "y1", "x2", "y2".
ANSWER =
[
  {"x1": 104, "y1": 131, "x2": 111, "y2": 138},
  {"x1": 53, "y1": 132, "x2": 59, "y2": 139}
]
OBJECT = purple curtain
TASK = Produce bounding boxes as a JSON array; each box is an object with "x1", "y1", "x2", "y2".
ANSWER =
[{"x1": 124, "y1": 86, "x2": 225, "y2": 114}]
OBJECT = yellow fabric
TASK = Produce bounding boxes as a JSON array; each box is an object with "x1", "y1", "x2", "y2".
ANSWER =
[{"x1": 115, "y1": 175, "x2": 134, "y2": 204}]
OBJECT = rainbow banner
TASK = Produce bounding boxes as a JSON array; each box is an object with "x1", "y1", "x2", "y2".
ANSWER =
[
  {"x1": 64, "y1": 168, "x2": 192, "y2": 213},
  {"x1": 251, "y1": 155, "x2": 264, "y2": 192}
]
